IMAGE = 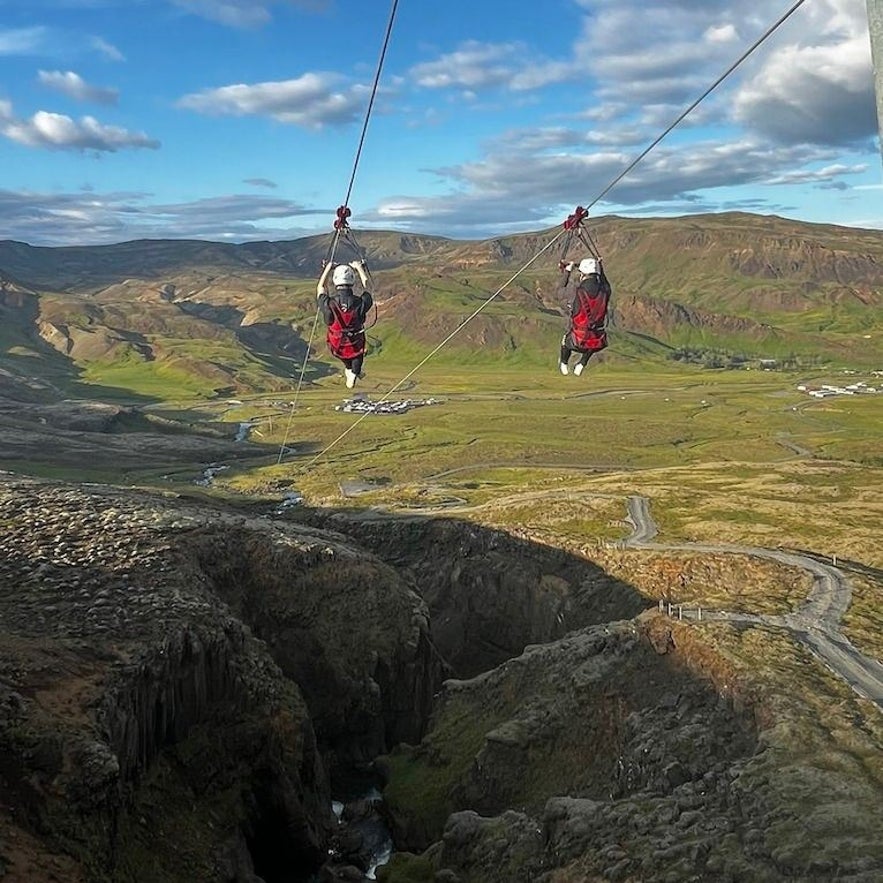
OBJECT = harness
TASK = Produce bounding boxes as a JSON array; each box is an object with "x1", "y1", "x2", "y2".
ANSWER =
[
  {"x1": 569, "y1": 283, "x2": 609, "y2": 352},
  {"x1": 326, "y1": 297, "x2": 367, "y2": 360}
]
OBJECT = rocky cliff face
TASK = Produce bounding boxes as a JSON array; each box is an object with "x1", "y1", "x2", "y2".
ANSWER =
[
  {"x1": 3, "y1": 477, "x2": 882, "y2": 882},
  {"x1": 0, "y1": 476, "x2": 443, "y2": 881},
  {"x1": 183, "y1": 520, "x2": 447, "y2": 771},
  {"x1": 299, "y1": 511, "x2": 649, "y2": 679},
  {"x1": 612, "y1": 293, "x2": 773, "y2": 340}
]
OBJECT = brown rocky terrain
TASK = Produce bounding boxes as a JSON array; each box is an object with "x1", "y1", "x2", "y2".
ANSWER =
[
  {"x1": 2, "y1": 475, "x2": 883, "y2": 881},
  {"x1": 0, "y1": 475, "x2": 443, "y2": 881}
]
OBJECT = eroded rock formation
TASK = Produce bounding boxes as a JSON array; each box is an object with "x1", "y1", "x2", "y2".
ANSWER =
[
  {"x1": 3, "y1": 477, "x2": 882, "y2": 882},
  {"x1": 0, "y1": 476, "x2": 442, "y2": 881},
  {"x1": 298, "y1": 511, "x2": 648, "y2": 678}
]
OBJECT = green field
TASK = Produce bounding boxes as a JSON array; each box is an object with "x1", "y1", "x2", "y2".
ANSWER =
[{"x1": 144, "y1": 357, "x2": 877, "y2": 569}]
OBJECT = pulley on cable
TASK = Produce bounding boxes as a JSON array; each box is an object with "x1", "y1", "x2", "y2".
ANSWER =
[{"x1": 557, "y1": 205, "x2": 602, "y2": 274}]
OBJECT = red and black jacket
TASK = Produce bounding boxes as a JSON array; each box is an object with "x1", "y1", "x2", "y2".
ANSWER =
[
  {"x1": 566, "y1": 272, "x2": 611, "y2": 353},
  {"x1": 319, "y1": 286, "x2": 374, "y2": 360}
]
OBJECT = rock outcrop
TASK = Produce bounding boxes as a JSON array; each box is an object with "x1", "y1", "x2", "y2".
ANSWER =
[
  {"x1": 297, "y1": 511, "x2": 649, "y2": 678},
  {"x1": 378, "y1": 614, "x2": 883, "y2": 882},
  {"x1": 0, "y1": 476, "x2": 443, "y2": 881}
]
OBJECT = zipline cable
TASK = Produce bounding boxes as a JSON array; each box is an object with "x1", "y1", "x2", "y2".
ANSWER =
[
  {"x1": 276, "y1": 0, "x2": 400, "y2": 464},
  {"x1": 340, "y1": 0, "x2": 400, "y2": 222},
  {"x1": 300, "y1": 0, "x2": 807, "y2": 468}
]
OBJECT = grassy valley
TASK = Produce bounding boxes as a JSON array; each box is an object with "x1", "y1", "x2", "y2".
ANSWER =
[{"x1": 0, "y1": 210, "x2": 881, "y2": 562}]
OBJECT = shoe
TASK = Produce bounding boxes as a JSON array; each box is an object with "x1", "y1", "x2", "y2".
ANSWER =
[
  {"x1": 559, "y1": 362, "x2": 569, "y2": 375},
  {"x1": 574, "y1": 362, "x2": 584, "y2": 376},
  {"x1": 344, "y1": 369, "x2": 356, "y2": 389}
]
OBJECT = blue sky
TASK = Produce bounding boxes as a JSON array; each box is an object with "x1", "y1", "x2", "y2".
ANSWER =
[{"x1": 0, "y1": 0, "x2": 880, "y2": 245}]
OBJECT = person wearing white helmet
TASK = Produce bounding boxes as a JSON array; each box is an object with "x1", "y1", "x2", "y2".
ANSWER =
[
  {"x1": 316, "y1": 258, "x2": 374, "y2": 388},
  {"x1": 558, "y1": 256, "x2": 611, "y2": 376}
]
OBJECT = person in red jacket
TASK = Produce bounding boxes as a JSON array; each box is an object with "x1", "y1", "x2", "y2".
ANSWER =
[
  {"x1": 317, "y1": 259, "x2": 374, "y2": 389},
  {"x1": 559, "y1": 257, "x2": 611, "y2": 376}
]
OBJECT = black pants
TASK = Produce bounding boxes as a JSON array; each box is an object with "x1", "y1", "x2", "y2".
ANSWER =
[
  {"x1": 343, "y1": 355, "x2": 364, "y2": 375},
  {"x1": 559, "y1": 344, "x2": 593, "y2": 368}
]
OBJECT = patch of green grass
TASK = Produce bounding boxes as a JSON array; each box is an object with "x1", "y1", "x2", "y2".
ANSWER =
[
  {"x1": 382, "y1": 694, "x2": 503, "y2": 843},
  {"x1": 841, "y1": 575, "x2": 883, "y2": 660},
  {"x1": 377, "y1": 852, "x2": 436, "y2": 883}
]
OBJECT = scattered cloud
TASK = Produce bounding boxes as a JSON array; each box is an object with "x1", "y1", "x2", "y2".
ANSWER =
[
  {"x1": 169, "y1": 0, "x2": 330, "y2": 28},
  {"x1": 407, "y1": 39, "x2": 583, "y2": 95},
  {"x1": 763, "y1": 163, "x2": 868, "y2": 186},
  {"x1": 410, "y1": 41, "x2": 520, "y2": 90},
  {"x1": 367, "y1": 135, "x2": 857, "y2": 238},
  {"x1": 1, "y1": 0, "x2": 878, "y2": 244},
  {"x1": 177, "y1": 73, "x2": 369, "y2": 128},
  {"x1": 38, "y1": 70, "x2": 119, "y2": 105},
  {"x1": 0, "y1": 26, "x2": 49, "y2": 55},
  {"x1": 0, "y1": 100, "x2": 159, "y2": 151},
  {"x1": 378, "y1": 0, "x2": 878, "y2": 236},
  {"x1": 91, "y1": 36, "x2": 125, "y2": 61},
  {"x1": 0, "y1": 187, "x2": 328, "y2": 244}
]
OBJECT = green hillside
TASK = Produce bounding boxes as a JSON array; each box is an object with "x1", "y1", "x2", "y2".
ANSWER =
[{"x1": 0, "y1": 211, "x2": 881, "y2": 403}]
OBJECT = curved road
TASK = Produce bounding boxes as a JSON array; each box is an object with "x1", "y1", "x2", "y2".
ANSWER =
[{"x1": 624, "y1": 496, "x2": 883, "y2": 708}]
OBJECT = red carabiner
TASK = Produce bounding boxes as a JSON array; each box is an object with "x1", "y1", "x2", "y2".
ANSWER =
[
  {"x1": 333, "y1": 205, "x2": 352, "y2": 230},
  {"x1": 563, "y1": 206, "x2": 588, "y2": 230}
]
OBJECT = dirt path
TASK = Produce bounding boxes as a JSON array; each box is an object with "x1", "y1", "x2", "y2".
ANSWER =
[{"x1": 624, "y1": 495, "x2": 883, "y2": 708}]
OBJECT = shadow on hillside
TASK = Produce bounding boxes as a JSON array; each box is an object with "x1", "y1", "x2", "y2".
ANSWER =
[
  {"x1": 290, "y1": 506, "x2": 652, "y2": 679},
  {"x1": 785, "y1": 547, "x2": 883, "y2": 583},
  {"x1": 175, "y1": 299, "x2": 338, "y2": 384},
  {"x1": 0, "y1": 291, "x2": 162, "y2": 407}
]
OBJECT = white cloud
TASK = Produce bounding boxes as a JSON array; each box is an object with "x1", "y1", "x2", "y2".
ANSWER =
[
  {"x1": 733, "y1": 36, "x2": 875, "y2": 145},
  {"x1": 705, "y1": 24, "x2": 738, "y2": 43},
  {"x1": 0, "y1": 102, "x2": 159, "y2": 152},
  {"x1": 91, "y1": 36, "x2": 125, "y2": 61},
  {"x1": 0, "y1": 26, "x2": 48, "y2": 55},
  {"x1": 170, "y1": 0, "x2": 330, "y2": 28},
  {"x1": 38, "y1": 70, "x2": 119, "y2": 105},
  {"x1": 570, "y1": 0, "x2": 875, "y2": 150},
  {"x1": 177, "y1": 73, "x2": 369, "y2": 128},
  {"x1": 410, "y1": 41, "x2": 518, "y2": 90}
]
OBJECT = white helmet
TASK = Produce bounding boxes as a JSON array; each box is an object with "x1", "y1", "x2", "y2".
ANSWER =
[
  {"x1": 578, "y1": 258, "x2": 599, "y2": 275},
  {"x1": 332, "y1": 264, "x2": 355, "y2": 287}
]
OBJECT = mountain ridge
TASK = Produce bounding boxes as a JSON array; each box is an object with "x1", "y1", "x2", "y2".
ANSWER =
[{"x1": 1, "y1": 211, "x2": 881, "y2": 402}]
